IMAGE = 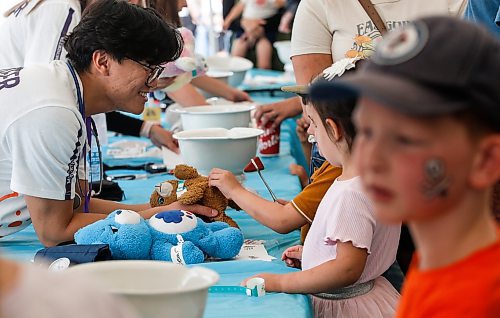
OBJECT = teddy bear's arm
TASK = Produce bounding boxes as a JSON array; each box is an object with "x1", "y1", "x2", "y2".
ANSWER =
[
  {"x1": 178, "y1": 183, "x2": 206, "y2": 205},
  {"x1": 198, "y1": 227, "x2": 244, "y2": 260}
]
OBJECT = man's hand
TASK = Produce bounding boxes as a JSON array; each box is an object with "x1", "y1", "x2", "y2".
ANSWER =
[
  {"x1": 295, "y1": 116, "x2": 310, "y2": 143},
  {"x1": 149, "y1": 125, "x2": 179, "y2": 153},
  {"x1": 254, "y1": 97, "x2": 303, "y2": 129}
]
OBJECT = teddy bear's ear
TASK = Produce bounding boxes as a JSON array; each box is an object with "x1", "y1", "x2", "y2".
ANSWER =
[{"x1": 174, "y1": 165, "x2": 199, "y2": 180}]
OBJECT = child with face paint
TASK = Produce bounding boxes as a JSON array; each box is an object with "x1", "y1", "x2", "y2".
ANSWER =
[
  {"x1": 240, "y1": 75, "x2": 402, "y2": 317},
  {"x1": 321, "y1": 17, "x2": 500, "y2": 317}
]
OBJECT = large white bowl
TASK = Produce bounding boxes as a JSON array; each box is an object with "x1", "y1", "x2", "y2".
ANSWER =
[
  {"x1": 68, "y1": 260, "x2": 219, "y2": 318},
  {"x1": 206, "y1": 55, "x2": 253, "y2": 87},
  {"x1": 170, "y1": 104, "x2": 255, "y2": 131},
  {"x1": 173, "y1": 127, "x2": 263, "y2": 174}
]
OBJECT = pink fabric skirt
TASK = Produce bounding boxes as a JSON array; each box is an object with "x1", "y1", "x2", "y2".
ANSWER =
[{"x1": 311, "y1": 277, "x2": 399, "y2": 318}]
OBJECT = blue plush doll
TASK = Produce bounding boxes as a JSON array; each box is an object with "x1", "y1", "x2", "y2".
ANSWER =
[
  {"x1": 149, "y1": 210, "x2": 244, "y2": 264},
  {"x1": 74, "y1": 209, "x2": 244, "y2": 265},
  {"x1": 74, "y1": 209, "x2": 152, "y2": 260}
]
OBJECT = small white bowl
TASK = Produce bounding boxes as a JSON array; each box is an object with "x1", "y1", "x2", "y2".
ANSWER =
[
  {"x1": 206, "y1": 56, "x2": 253, "y2": 87},
  {"x1": 170, "y1": 104, "x2": 255, "y2": 131},
  {"x1": 67, "y1": 260, "x2": 219, "y2": 318},
  {"x1": 273, "y1": 41, "x2": 291, "y2": 66},
  {"x1": 202, "y1": 71, "x2": 235, "y2": 98},
  {"x1": 173, "y1": 127, "x2": 263, "y2": 174}
]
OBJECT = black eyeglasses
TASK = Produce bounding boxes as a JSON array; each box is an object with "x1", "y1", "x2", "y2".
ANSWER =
[{"x1": 126, "y1": 56, "x2": 164, "y2": 87}]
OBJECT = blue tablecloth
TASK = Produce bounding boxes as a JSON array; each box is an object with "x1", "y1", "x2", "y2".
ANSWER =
[{"x1": 0, "y1": 116, "x2": 312, "y2": 317}]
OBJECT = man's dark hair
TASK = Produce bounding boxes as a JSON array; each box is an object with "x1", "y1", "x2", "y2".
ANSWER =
[{"x1": 65, "y1": 0, "x2": 183, "y2": 72}]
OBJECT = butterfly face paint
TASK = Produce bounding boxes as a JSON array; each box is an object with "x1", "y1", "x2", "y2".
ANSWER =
[{"x1": 422, "y1": 158, "x2": 451, "y2": 199}]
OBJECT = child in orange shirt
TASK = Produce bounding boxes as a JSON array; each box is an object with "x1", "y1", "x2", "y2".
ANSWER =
[{"x1": 315, "y1": 16, "x2": 500, "y2": 317}]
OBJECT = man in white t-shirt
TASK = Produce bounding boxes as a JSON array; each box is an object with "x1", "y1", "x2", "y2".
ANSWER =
[
  {"x1": 0, "y1": 0, "x2": 217, "y2": 245},
  {"x1": 0, "y1": 0, "x2": 182, "y2": 151}
]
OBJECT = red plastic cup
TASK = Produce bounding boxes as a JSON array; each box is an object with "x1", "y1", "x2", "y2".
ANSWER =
[{"x1": 258, "y1": 119, "x2": 280, "y2": 156}]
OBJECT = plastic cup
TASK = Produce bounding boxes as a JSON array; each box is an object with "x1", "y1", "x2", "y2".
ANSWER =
[{"x1": 258, "y1": 119, "x2": 280, "y2": 156}]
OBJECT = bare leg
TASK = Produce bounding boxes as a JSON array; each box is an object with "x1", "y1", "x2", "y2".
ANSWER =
[
  {"x1": 231, "y1": 37, "x2": 250, "y2": 57},
  {"x1": 255, "y1": 36, "x2": 273, "y2": 69}
]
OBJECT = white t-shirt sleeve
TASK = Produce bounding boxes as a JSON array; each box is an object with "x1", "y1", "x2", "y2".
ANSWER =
[
  {"x1": 24, "y1": 1, "x2": 81, "y2": 64},
  {"x1": 291, "y1": 0, "x2": 332, "y2": 57},
  {"x1": 448, "y1": 0, "x2": 468, "y2": 17},
  {"x1": 7, "y1": 106, "x2": 84, "y2": 200},
  {"x1": 323, "y1": 188, "x2": 375, "y2": 254}
]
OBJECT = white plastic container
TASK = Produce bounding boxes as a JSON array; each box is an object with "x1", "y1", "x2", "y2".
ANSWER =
[
  {"x1": 273, "y1": 41, "x2": 293, "y2": 73},
  {"x1": 206, "y1": 56, "x2": 253, "y2": 87},
  {"x1": 173, "y1": 127, "x2": 263, "y2": 174},
  {"x1": 170, "y1": 104, "x2": 255, "y2": 131},
  {"x1": 67, "y1": 260, "x2": 219, "y2": 318}
]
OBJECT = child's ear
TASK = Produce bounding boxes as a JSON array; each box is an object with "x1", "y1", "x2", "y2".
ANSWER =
[
  {"x1": 325, "y1": 118, "x2": 342, "y2": 141},
  {"x1": 469, "y1": 135, "x2": 500, "y2": 189}
]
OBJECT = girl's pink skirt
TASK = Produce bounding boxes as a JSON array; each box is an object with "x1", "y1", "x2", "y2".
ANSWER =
[{"x1": 311, "y1": 277, "x2": 399, "y2": 318}]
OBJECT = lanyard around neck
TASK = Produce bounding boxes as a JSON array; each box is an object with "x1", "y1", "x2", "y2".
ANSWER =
[{"x1": 66, "y1": 61, "x2": 92, "y2": 212}]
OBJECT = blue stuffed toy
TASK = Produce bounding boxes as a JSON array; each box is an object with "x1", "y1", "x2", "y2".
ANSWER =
[{"x1": 74, "y1": 209, "x2": 244, "y2": 265}]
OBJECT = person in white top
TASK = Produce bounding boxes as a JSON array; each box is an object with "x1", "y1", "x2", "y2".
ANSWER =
[
  {"x1": 242, "y1": 78, "x2": 401, "y2": 317},
  {"x1": 0, "y1": 257, "x2": 139, "y2": 318},
  {"x1": 0, "y1": 0, "x2": 182, "y2": 151},
  {"x1": 223, "y1": 0, "x2": 286, "y2": 69},
  {"x1": 0, "y1": 0, "x2": 218, "y2": 245},
  {"x1": 254, "y1": 0, "x2": 468, "y2": 130}
]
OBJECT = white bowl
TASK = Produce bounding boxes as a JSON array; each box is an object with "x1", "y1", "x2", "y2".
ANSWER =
[
  {"x1": 206, "y1": 55, "x2": 253, "y2": 87},
  {"x1": 68, "y1": 260, "x2": 219, "y2": 318},
  {"x1": 202, "y1": 71, "x2": 235, "y2": 98},
  {"x1": 273, "y1": 41, "x2": 291, "y2": 66},
  {"x1": 205, "y1": 70, "x2": 234, "y2": 84},
  {"x1": 173, "y1": 127, "x2": 263, "y2": 174},
  {"x1": 170, "y1": 104, "x2": 255, "y2": 131}
]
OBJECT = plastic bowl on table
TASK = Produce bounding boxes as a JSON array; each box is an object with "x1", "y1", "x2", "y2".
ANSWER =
[
  {"x1": 206, "y1": 55, "x2": 253, "y2": 87},
  {"x1": 173, "y1": 127, "x2": 263, "y2": 175},
  {"x1": 67, "y1": 260, "x2": 219, "y2": 318},
  {"x1": 169, "y1": 103, "x2": 256, "y2": 131}
]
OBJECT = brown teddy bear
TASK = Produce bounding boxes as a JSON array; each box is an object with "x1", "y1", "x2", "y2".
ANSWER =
[{"x1": 150, "y1": 164, "x2": 239, "y2": 228}]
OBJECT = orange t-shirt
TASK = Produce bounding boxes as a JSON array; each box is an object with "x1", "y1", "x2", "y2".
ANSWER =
[
  {"x1": 396, "y1": 237, "x2": 500, "y2": 318},
  {"x1": 290, "y1": 161, "x2": 342, "y2": 243}
]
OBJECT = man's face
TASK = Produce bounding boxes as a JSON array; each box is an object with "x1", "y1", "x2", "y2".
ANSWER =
[
  {"x1": 105, "y1": 57, "x2": 158, "y2": 115},
  {"x1": 352, "y1": 97, "x2": 475, "y2": 224}
]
